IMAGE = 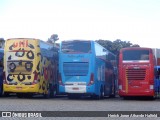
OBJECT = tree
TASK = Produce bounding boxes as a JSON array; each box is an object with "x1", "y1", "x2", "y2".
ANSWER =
[
  {"x1": 47, "y1": 34, "x2": 59, "y2": 44},
  {"x1": 96, "y1": 39, "x2": 140, "y2": 56}
]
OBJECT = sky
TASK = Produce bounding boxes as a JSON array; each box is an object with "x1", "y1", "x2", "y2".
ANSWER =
[{"x1": 0, "y1": 0, "x2": 160, "y2": 48}]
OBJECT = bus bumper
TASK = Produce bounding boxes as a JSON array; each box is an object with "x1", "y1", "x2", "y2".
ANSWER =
[
  {"x1": 3, "y1": 84, "x2": 39, "y2": 93},
  {"x1": 59, "y1": 84, "x2": 95, "y2": 94},
  {"x1": 119, "y1": 90, "x2": 155, "y2": 97}
]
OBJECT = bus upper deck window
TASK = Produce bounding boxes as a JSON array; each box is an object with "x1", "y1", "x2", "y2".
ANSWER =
[{"x1": 141, "y1": 54, "x2": 149, "y2": 60}]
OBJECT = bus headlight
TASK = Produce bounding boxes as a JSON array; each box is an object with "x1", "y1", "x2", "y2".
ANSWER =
[{"x1": 150, "y1": 85, "x2": 154, "y2": 90}]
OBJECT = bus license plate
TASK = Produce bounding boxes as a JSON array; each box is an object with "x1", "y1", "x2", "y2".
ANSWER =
[
  {"x1": 73, "y1": 87, "x2": 79, "y2": 90},
  {"x1": 16, "y1": 87, "x2": 22, "y2": 90}
]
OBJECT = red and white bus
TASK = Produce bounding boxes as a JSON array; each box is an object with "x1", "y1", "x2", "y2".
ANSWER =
[{"x1": 118, "y1": 47, "x2": 155, "y2": 98}]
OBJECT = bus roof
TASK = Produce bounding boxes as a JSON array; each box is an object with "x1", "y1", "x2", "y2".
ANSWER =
[
  {"x1": 61, "y1": 40, "x2": 116, "y2": 56},
  {"x1": 120, "y1": 47, "x2": 152, "y2": 51},
  {"x1": 6, "y1": 38, "x2": 40, "y2": 41},
  {"x1": 61, "y1": 39, "x2": 93, "y2": 42}
]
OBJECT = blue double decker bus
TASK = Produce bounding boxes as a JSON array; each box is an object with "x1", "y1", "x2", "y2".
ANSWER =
[{"x1": 58, "y1": 40, "x2": 117, "y2": 99}]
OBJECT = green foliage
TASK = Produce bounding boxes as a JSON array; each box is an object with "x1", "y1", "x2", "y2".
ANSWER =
[
  {"x1": 96, "y1": 39, "x2": 140, "y2": 56},
  {"x1": 47, "y1": 34, "x2": 59, "y2": 43},
  {"x1": 47, "y1": 38, "x2": 53, "y2": 44}
]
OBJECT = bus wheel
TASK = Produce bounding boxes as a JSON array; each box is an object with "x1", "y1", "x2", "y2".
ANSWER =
[
  {"x1": 91, "y1": 94, "x2": 101, "y2": 100},
  {"x1": 0, "y1": 85, "x2": 3, "y2": 97},
  {"x1": 52, "y1": 85, "x2": 57, "y2": 98},
  {"x1": 3, "y1": 92, "x2": 9, "y2": 97},
  {"x1": 53, "y1": 89, "x2": 57, "y2": 98},
  {"x1": 148, "y1": 96, "x2": 156, "y2": 100},
  {"x1": 68, "y1": 94, "x2": 75, "y2": 99},
  {"x1": 44, "y1": 89, "x2": 51, "y2": 99},
  {"x1": 49, "y1": 86, "x2": 54, "y2": 98},
  {"x1": 93, "y1": 95, "x2": 100, "y2": 100},
  {"x1": 17, "y1": 93, "x2": 24, "y2": 98},
  {"x1": 24, "y1": 93, "x2": 33, "y2": 98},
  {"x1": 100, "y1": 86, "x2": 104, "y2": 99},
  {"x1": 109, "y1": 85, "x2": 116, "y2": 98},
  {"x1": 92, "y1": 87, "x2": 104, "y2": 100},
  {"x1": 44, "y1": 84, "x2": 53, "y2": 99}
]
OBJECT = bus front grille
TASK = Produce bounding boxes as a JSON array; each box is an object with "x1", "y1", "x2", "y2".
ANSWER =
[
  {"x1": 63, "y1": 62, "x2": 89, "y2": 76},
  {"x1": 126, "y1": 68, "x2": 146, "y2": 80}
]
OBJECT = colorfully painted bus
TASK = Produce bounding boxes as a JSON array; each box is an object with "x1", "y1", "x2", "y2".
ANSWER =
[
  {"x1": 58, "y1": 40, "x2": 117, "y2": 99},
  {"x1": 0, "y1": 49, "x2": 4, "y2": 96},
  {"x1": 3, "y1": 38, "x2": 58, "y2": 98},
  {"x1": 118, "y1": 47, "x2": 155, "y2": 99}
]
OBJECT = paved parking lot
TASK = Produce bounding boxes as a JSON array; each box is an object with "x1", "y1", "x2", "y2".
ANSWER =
[
  {"x1": 0, "y1": 95, "x2": 160, "y2": 111},
  {"x1": 0, "y1": 95, "x2": 160, "y2": 120}
]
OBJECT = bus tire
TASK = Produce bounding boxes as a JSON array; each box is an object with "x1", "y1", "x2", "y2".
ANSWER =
[
  {"x1": 17, "y1": 93, "x2": 24, "y2": 98},
  {"x1": 48, "y1": 84, "x2": 53, "y2": 98},
  {"x1": 100, "y1": 86, "x2": 104, "y2": 99},
  {"x1": 0, "y1": 85, "x2": 3, "y2": 97},
  {"x1": 92, "y1": 86, "x2": 104, "y2": 100},
  {"x1": 123, "y1": 96, "x2": 130, "y2": 100},
  {"x1": 110, "y1": 85, "x2": 116, "y2": 98},
  {"x1": 68, "y1": 94, "x2": 75, "y2": 99},
  {"x1": 24, "y1": 93, "x2": 33, "y2": 98},
  {"x1": 91, "y1": 94, "x2": 100, "y2": 100},
  {"x1": 95, "y1": 95, "x2": 101, "y2": 100},
  {"x1": 44, "y1": 88, "x2": 51, "y2": 99},
  {"x1": 3, "y1": 92, "x2": 9, "y2": 97},
  {"x1": 53, "y1": 87, "x2": 57, "y2": 98},
  {"x1": 148, "y1": 96, "x2": 156, "y2": 100}
]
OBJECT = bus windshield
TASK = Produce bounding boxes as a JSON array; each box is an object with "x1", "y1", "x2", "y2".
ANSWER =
[
  {"x1": 61, "y1": 41, "x2": 91, "y2": 53},
  {"x1": 123, "y1": 50, "x2": 149, "y2": 61}
]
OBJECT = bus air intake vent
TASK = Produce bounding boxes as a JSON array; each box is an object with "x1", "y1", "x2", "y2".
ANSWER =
[{"x1": 126, "y1": 68, "x2": 146, "y2": 80}]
